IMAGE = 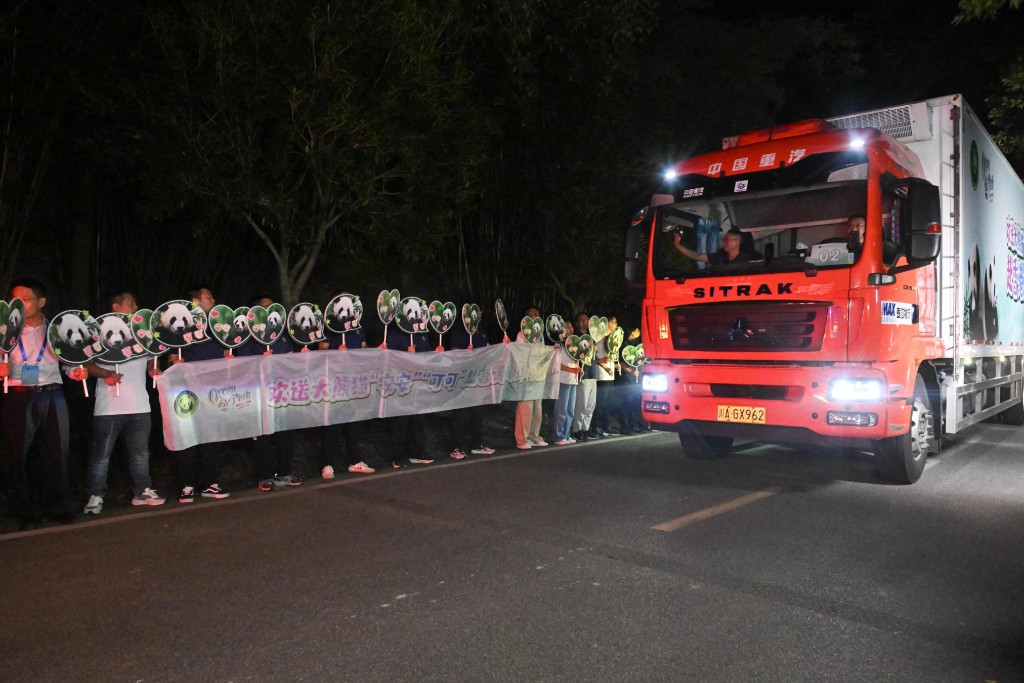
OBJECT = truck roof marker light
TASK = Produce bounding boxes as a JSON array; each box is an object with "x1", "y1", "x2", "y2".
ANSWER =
[{"x1": 663, "y1": 169, "x2": 678, "y2": 182}]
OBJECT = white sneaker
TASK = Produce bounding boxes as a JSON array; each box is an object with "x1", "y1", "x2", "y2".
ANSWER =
[
  {"x1": 450, "y1": 448, "x2": 467, "y2": 460},
  {"x1": 83, "y1": 495, "x2": 103, "y2": 515},
  {"x1": 131, "y1": 488, "x2": 166, "y2": 506},
  {"x1": 470, "y1": 445, "x2": 496, "y2": 455},
  {"x1": 529, "y1": 438, "x2": 548, "y2": 447},
  {"x1": 201, "y1": 483, "x2": 229, "y2": 499},
  {"x1": 517, "y1": 443, "x2": 532, "y2": 450},
  {"x1": 566, "y1": 437, "x2": 576, "y2": 444},
  {"x1": 347, "y1": 462, "x2": 375, "y2": 474},
  {"x1": 321, "y1": 465, "x2": 336, "y2": 480},
  {"x1": 554, "y1": 439, "x2": 571, "y2": 446},
  {"x1": 408, "y1": 457, "x2": 434, "y2": 464}
]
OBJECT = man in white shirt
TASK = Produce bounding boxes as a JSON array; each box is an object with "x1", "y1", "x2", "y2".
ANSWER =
[{"x1": 82, "y1": 291, "x2": 165, "y2": 514}]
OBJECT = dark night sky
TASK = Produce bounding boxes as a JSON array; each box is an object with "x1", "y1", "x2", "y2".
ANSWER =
[{"x1": 764, "y1": 0, "x2": 1021, "y2": 122}]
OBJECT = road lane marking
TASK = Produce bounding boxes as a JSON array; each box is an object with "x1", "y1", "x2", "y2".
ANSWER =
[{"x1": 651, "y1": 488, "x2": 780, "y2": 532}]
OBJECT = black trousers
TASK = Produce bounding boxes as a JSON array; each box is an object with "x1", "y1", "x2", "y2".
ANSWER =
[{"x1": 0, "y1": 387, "x2": 71, "y2": 520}]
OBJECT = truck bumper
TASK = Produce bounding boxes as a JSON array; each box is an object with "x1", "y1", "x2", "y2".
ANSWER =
[{"x1": 641, "y1": 362, "x2": 912, "y2": 445}]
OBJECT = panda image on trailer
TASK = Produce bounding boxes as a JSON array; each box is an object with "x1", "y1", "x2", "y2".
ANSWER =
[
  {"x1": 966, "y1": 244, "x2": 985, "y2": 341},
  {"x1": 233, "y1": 315, "x2": 248, "y2": 336},
  {"x1": 966, "y1": 244, "x2": 1000, "y2": 341},
  {"x1": 99, "y1": 314, "x2": 133, "y2": 350},
  {"x1": 442, "y1": 306, "x2": 454, "y2": 328},
  {"x1": 983, "y1": 254, "x2": 999, "y2": 339}
]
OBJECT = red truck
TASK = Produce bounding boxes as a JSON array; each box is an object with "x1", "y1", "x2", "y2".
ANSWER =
[{"x1": 626, "y1": 94, "x2": 1024, "y2": 483}]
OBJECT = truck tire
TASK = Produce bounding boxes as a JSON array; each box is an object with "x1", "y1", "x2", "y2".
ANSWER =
[
  {"x1": 678, "y1": 432, "x2": 734, "y2": 459},
  {"x1": 874, "y1": 375, "x2": 932, "y2": 484}
]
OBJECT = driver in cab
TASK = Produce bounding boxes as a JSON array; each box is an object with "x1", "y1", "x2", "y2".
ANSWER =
[{"x1": 673, "y1": 226, "x2": 752, "y2": 265}]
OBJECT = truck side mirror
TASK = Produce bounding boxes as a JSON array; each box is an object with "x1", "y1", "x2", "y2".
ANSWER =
[
  {"x1": 882, "y1": 176, "x2": 941, "y2": 276},
  {"x1": 904, "y1": 180, "x2": 941, "y2": 262},
  {"x1": 625, "y1": 207, "x2": 650, "y2": 286}
]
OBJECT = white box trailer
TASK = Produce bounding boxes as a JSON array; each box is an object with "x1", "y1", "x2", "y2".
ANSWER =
[{"x1": 828, "y1": 94, "x2": 1024, "y2": 433}]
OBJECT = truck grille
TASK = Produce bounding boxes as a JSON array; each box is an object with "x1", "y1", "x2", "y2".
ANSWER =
[{"x1": 669, "y1": 302, "x2": 828, "y2": 352}]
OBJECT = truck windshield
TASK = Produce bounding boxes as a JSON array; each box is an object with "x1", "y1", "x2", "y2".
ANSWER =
[{"x1": 652, "y1": 151, "x2": 869, "y2": 280}]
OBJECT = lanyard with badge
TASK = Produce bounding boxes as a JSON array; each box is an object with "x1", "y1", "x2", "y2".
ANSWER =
[{"x1": 18, "y1": 333, "x2": 47, "y2": 385}]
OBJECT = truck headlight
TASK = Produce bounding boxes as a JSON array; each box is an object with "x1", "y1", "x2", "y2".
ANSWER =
[
  {"x1": 828, "y1": 378, "x2": 883, "y2": 402},
  {"x1": 642, "y1": 373, "x2": 669, "y2": 393}
]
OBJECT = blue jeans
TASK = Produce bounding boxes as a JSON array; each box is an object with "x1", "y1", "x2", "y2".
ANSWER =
[
  {"x1": 555, "y1": 383, "x2": 577, "y2": 441},
  {"x1": 88, "y1": 413, "x2": 154, "y2": 497}
]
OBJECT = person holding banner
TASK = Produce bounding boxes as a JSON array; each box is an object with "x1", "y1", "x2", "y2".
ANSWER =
[
  {"x1": 171, "y1": 286, "x2": 230, "y2": 503},
  {"x1": 0, "y1": 277, "x2": 83, "y2": 529},
  {"x1": 237, "y1": 296, "x2": 302, "y2": 491},
  {"x1": 317, "y1": 310, "x2": 378, "y2": 477},
  {"x1": 447, "y1": 323, "x2": 496, "y2": 460},
  {"x1": 386, "y1": 321, "x2": 435, "y2": 467},
  {"x1": 81, "y1": 292, "x2": 165, "y2": 514}
]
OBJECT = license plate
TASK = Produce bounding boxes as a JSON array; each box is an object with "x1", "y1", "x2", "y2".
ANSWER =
[{"x1": 716, "y1": 405, "x2": 766, "y2": 424}]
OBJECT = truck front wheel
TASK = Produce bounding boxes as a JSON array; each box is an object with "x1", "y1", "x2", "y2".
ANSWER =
[{"x1": 873, "y1": 376, "x2": 933, "y2": 484}]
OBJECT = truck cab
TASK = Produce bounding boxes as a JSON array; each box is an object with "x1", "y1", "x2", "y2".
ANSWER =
[{"x1": 626, "y1": 115, "x2": 947, "y2": 483}]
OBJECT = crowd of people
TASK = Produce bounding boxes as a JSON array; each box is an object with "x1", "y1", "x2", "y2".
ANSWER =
[{"x1": 0, "y1": 278, "x2": 649, "y2": 531}]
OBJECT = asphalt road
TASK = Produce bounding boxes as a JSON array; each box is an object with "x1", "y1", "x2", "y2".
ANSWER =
[{"x1": 2, "y1": 424, "x2": 1022, "y2": 682}]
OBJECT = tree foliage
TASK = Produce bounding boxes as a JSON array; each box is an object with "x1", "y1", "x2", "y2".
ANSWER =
[
  {"x1": 123, "y1": 0, "x2": 490, "y2": 306},
  {"x1": 956, "y1": 0, "x2": 1023, "y2": 22},
  {"x1": 0, "y1": 2, "x2": 79, "y2": 293}
]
